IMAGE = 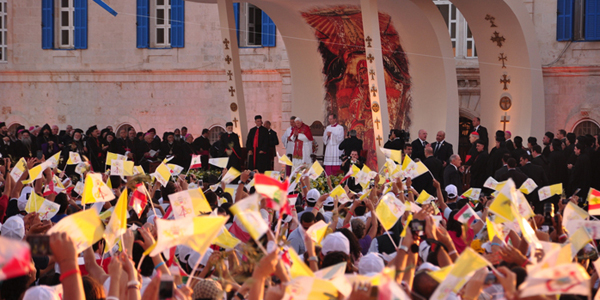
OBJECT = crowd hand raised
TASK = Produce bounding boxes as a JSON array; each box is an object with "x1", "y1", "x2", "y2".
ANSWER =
[
  {"x1": 141, "y1": 270, "x2": 161, "y2": 300},
  {"x1": 425, "y1": 216, "x2": 437, "y2": 240},
  {"x1": 50, "y1": 232, "x2": 78, "y2": 269},
  {"x1": 28, "y1": 220, "x2": 52, "y2": 235},
  {"x1": 460, "y1": 268, "x2": 487, "y2": 300},
  {"x1": 498, "y1": 244, "x2": 527, "y2": 266},
  {"x1": 118, "y1": 252, "x2": 138, "y2": 281},
  {"x1": 551, "y1": 214, "x2": 564, "y2": 236},
  {"x1": 252, "y1": 248, "x2": 279, "y2": 279},
  {"x1": 494, "y1": 266, "x2": 517, "y2": 300},
  {"x1": 414, "y1": 205, "x2": 433, "y2": 220},
  {"x1": 432, "y1": 179, "x2": 440, "y2": 190},
  {"x1": 240, "y1": 170, "x2": 251, "y2": 183},
  {"x1": 348, "y1": 282, "x2": 372, "y2": 300},
  {"x1": 265, "y1": 284, "x2": 285, "y2": 300},
  {"x1": 137, "y1": 227, "x2": 156, "y2": 251},
  {"x1": 108, "y1": 254, "x2": 123, "y2": 281}
]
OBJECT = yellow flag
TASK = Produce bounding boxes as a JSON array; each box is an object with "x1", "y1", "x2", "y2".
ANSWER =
[
  {"x1": 462, "y1": 188, "x2": 481, "y2": 200},
  {"x1": 105, "y1": 152, "x2": 126, "y2": 166},
  {"x1": 308, "y1": 161, "x2": 324, "y2": 180},
  {"x1": 168, "y1": 188, "x2": 212, "y2": 218},
  {"x1": 375, "y1": 194, "x2": 406, "y2": 231},
  {"x1": 81, "y1": 173, "x2": 115, "y2": 205},
  {"x1": 380, "y1": 147, "x2": 402, "y2": 163},
  {"x1": 284, "y1": 277, "x2": 338, "y2": 300},
  {"x1": 489, "y1": 193, "x2": 514, "y2": 222},
  {"x1": 104, "y1": 189, "x2": 128, "y2": 251},
  {"x1": 150, "y1": 215, "x2": 228, "y2": 257},
  {"x1": 306, "y1": 221, "x2": 329, "y2": 245},
  {"x1": 288, "y1": 248, "x2": 315, "y2": 278},
  {"x1": 154, "y1": 163, "x2": 172, "y2": 187},
  {"x1": 451, "y1": 248, "x2": 490, "y2": 277},
  {"x1": 10, "y1": 158, "x2": 27, "y2": 182},
  {"x1": 351, "y1": 164, "x2": 361, "y2": 176},
  {"x1": 229, "y1": 194, "x2": 269, "y2": 241},
  {"x1": 221, "y1": 167, "x2": 241, "y2": 184},
  {"x1": 23, "y1": 161, "x2": 51, "y2": 184},
  {"x1": 278, "y1": 151, "x2": 293, "y2": 166},
  {"x1": 48, "y1": 209, "x2": 104, "y2": 253},
  {"x1": 400, "y1": 213, "x2": 413, "y2": 237},
  {"x1": 486, "y1": 218, "x2": 505, "y2": 242},
  {"x1": 429, "y1": 265, "x2": 452, "y2": 283},
  {"x1": 214, "y1": 227, "x2": 241, "y2": 250},
  {"x1": 67, "y1": 152, "x2": 82, "y2": 165},
  {"x1": 329, "y1": 185, "x2": 351, "y2": 204},
  {"x1": 570, "y1": 227, "x2": 592, "y2": 256},
  {"x1": 25, "y1": 192, "x2": 46, "y2": 213},
  {"x1": 47, "y1": 152, "x2": 61, "y2": 169},
  {"x1": 416, "y1": 190, "x2": 434, "y2": 204},
  {"x1": 133, "y1": 165, "x2": 145, "y2": 175}
]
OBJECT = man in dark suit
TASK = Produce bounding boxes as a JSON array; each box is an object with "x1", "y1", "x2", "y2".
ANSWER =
[
  {"x1": 410, "y1": 129, "x2": 428, "y2": 161},
  {"x1": 384, "y1": 129, "x2": 404, "y2": 151},
  {"x1": 519, "y1": 153, "x2": 548, "y2": 213},
  {"x1": 531, "y1": 145, "x2": 547, "y2": 170},
  {"x1": 264, "y1": 120, "x2": 279, "y2": 170},
  {"x1": 547, "y1": 139, "x2": 568, "y2": 187},
  {"x1": 443, "y1": 154, "x2": 463, "y2": 195},
  {"x1": 339, "y1": 130, "x2": 363, "y2": 157},
  {"x1": 542, "y1": 132, "x2": 554, "y2": 160},
  {"x1": 472, "y1": 117, "x2": 488, "y2": 150},
  {"x1": 505, "y1": 131, "x2": 515, "y2": 152},
  {"x1": 246, "y1": 115, "x2": 270, "y2": 173},
  {"x1": 494, "y1": 153, "x2": 511, "y2": 180},
  {"x1": 498, "y1": 158, "x2": 528, "y2": 188},
  {"x1": 418, "y1": 146, "x2": 442, "y2": 194},
  {"x1": 430, "y1": 130, "x2": 453, "y2": 166},
  {"x1": 470, "y1": 140, "x2": 489, "y2": 188},
  {"x1": 192, "y1": 129, "x2": 211, "y2": 170}
]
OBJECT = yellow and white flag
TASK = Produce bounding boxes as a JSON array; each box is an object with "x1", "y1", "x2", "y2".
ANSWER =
[
  {"x1": 283, "y1": 276, "x2": 338, "y2": 300},
  {"x1": 67, "y1": 152, "x2": 82, "y2": 165},
  {"x1": 104, "y1": 189, "x2": 128, "y2": 251},
  {"x1": 519, "y1": 263, "x2": 590, "y2": 298},
  {"x1": 111, "y1": 160, "x2": 134, "y2": 177},
  {"x1": 307, "y1": 161, "x2": 324, "y2": 180},
  {"x1": 538, "y1": 183, "x2": 563, "y2": 201},
  {"x1": 221, "y1": 168, "x2": 241, "y2": 184},
  {"x1": 375, "y1": 193, "x2": 406, "y2": 230},
  {"x1": 570, "y1": 227, "x2": 592, "y2": 256},
  {"x1": 401, "y1": 155, "x2": 428, "y2": 179},
  {"x1": 519, "y1": 178, "x2": 538, "y2": 195},
  {"x1": 10, "y1": 158, "x2": 27, "y2": 183},
  {"x1": 167, "y1": 164, "x2": 184, "y2": 176},
  {"x1": 46, "y1": 152, "x2": 61, "y2": 169},
  {"x1": 416, "y1": 190, "x2": 435, "y2": 204},
  {"x1": 105, "y1": 152, "x2": 127, "y2": 166},
  {"x1": 153, "y1": 163, "x2": 172, "y2": 187},
  {"x1": 149, "y1": 215, "x2": 228, "y2": 257},
  {"x1": 380, "y1": 147, "x2": 402, "y2": 163},
  {"x1": 133, "y1": 165, "x2": 145, "y2": 175},
  {"x1": 168, "y1": 188, "x2": 212, "y2": 219},
  {"x1": 81, "y1": 173, "x2": 115, "y2": 205},
  {"x1": 277, "y1": 151, "x2": 293, "y2": 166},
  {"x1": 214, "y1": 226, "x2": 241, "y2": 250},
  {"x1": 25, "y1": 192, "x2": 46, "y2": 213},
  {"x1": 229, "y1": 194, "x2": 269, "y2": 241},
  {"x1": 37, "y1": 200, "x2": 60, "y2": 221},
  {"x1": 23, "y1": 160, "x2": 52, "y2": 184},
  {"x1": 462, "y1": 188, "x2": 481, "y2": 200},
  {"x1": 208, "y1": 157, "x2": 229, "y2": 169},
  {"x1": 48, "y1": 209, "x2": 104, "y2": 253},
  {"x1": 287, "y1": 247, "x2": 315, "y2": 279},
  {"x1": 563, "y1": 202, "x2": 589, "y2": 235},
  {"x1": 483, "y1": 177, "x2": 507, "y2": 191},
  {"x1": 73, "y1": 181, "x2": 85, "y2": 195},
  {"x1": 329, "y1": 185, "x2": 351, "y2": 204},
  {"x1": 306, "y1": 221, "x2": 328, "y2": 245},
  {"x1": 430, "y1": 248, "x2": 491, "y2": 300}
]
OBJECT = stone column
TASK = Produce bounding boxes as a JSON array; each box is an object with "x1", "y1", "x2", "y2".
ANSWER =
[
  {"x1": 360, "y1": 0, "x2": 390, "y2": 169},
  {"x1": 217, "y1": 0, "x2": 247, "y2": 144}
]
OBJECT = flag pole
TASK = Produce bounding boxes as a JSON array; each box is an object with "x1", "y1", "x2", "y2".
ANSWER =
[
  {"x1": 186, "y1": 254, "x2": 203, "y2": 287},
  {"x1": 384, "y1": 230, "x2": 398, "y2": 250},
  {"x1": 273, "y1": 215, "x2": 283, "y2": 242}
]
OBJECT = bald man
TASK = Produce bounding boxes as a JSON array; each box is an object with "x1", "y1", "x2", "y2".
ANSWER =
[
  {"x1": 430, "y1": 131, "x2": 453, "y2": 166},
  {"x1": 410, "y1": 129, "x2": 428, "y2": 161}
]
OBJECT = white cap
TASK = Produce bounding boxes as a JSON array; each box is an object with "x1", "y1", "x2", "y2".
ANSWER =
[
  {"x1": 419, "y1": 241, "x2": 431, "y2": 261},
  {"x1": 23, "y1": 286, "x2": 61, "y2": 300},
  {"x1": 306, "y1": 189, "x2": 320, "y2": 203},
  {"x1": 358, "y1": 253, "x2": 385, "y2": 275},
  {"x1": 445, "y1": 185, "x2": 458, "y2": 198},
  {"x1": 1, "y1": 216, "x2": 25, "y2": 240},
  {"x1": 188, "y1": 248, "x2": 214, "y2": 268},
  {"x1": 418, "y1": 262, "x2": 440, "y2": 272},
  {"x1": 321, "y1": 232, "x2": 350, "y2": 255},
  {"x1": 323, "y1": 197, "x2": 334, "y2": 207},
  {"x1": 18, "y1": 186, "x2": 33, "y2": 212}
]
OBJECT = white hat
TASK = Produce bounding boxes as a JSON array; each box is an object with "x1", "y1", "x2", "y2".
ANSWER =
[
  {"x1": 445, "y1": 185, "x2": 458, "y2": 198},
  {"x1": 23, "y1": 286, "x2": 61, "y2": 300},
  {"x1": 418, "y1": 241, "x2": 431, "y2": 261},
  {"x1": 358, "y1": 253, "x2": 385, "y2": 275},
  {"x1": 418, "y1": 262, "x2": 440, "y2": 272},
  {"x1": 17, "y1": 186, "x2": 33, "y2": 212},
  {"x1": 188, "y1": 248, "x2": 214, "y2": 269},
  {"x1": 323, "y1": 197, "x2": 334, "y2": 207},
  {"x1": 306, "y1": 189, "x2": 320, "y2": 203},
  {"x1": 1, "y1": 216, "x2": 25, "y2": 240},
  {"x1": 321, "y1": 232, "x2": 350, "y2": 255}
]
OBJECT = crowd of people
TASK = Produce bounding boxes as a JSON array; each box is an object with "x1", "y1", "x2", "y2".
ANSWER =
[{"x1": 0, "y1": 115, "x2": 600, "y2": 300}]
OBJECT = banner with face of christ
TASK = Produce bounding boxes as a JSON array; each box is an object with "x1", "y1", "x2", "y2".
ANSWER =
[{"x1": 302, "y1": 6, "x2": 412, "y2": 169}]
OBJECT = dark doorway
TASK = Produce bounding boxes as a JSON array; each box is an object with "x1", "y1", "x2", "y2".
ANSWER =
[{"x1": 458, "y1": 116, "x2": 473, "y2": 161}]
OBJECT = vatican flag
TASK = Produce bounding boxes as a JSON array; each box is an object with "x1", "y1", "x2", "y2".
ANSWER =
[
  {"x1": 10, "y1": 158, "x2": 27, "y2": 183},
  {"x1": 149, "y1": 215, "x2": 228, "y2": 257},
  {"x1": 287, "y1": 247, "x2": 315, "y2": 279},
  {"x1": 401, "y1": 155, "x2": 428, "y2": 179},
  {"x1": 306, "y1": 220, "x2": 328, "y2": 245},
  {"x1": 462, "y1": 188, "x2": 481, "y2": 201},
  {"x1": 307, "y1": 161, "x2": 324, "y2": 180},
  {"x1": 380, "y1": 147, "x2": 402, "y2": 163},
  {"x1": 168, "y1": 188, "x2": 212, "y2": 219},
  {"x1": 153, "y1": 163, "x2": 172, "y2": 187},
  {"x1": 167, "y1": 164, "x2": 184, "y2": 176},
  {"x1": 284, "y1": 277, "x2": 338, "y2": 300},
  {"x1": 221, "y1": 167, "x2": 241, "y2": 184},
  {"x1": 37, "y1": 200, "x2": 61, "y2": 221},
  {"x1": 81, "y1": 173, "x2": 115, "y2": 205},
  {"x1": 538, "y1": 183, "x2": 563, "y2": 201},
  {"x1": 48, "y1": 209, "x2": 104, "y2": 253},
  {"x1": 67, "y1": 152, "x2": 82, "y2": 165},
  {"x1": 430, "y1": 248, "x2": 490, "y2": 299},
  {"x1": 46, "y1": 152, "x2": 61, "y2": 169},
  {"x1": 104, "y1": 189, "x2": 128, "y2": 251},
  {"x1": 277, "y1": 151, "x2": 293, "y2": 166},
  {"x1": 563, "y1": 201, "x2": 589, "y2": 234},
  {"x1": 329, "y1": 185, "x2": 351, "y2": 204},
  {"x1": 519, "y1": 178, "x2": 538, "y2": 195},
  {"x1": 416, "y1": 190, "x2": 435, "y2": 204},
  {"x1": 214, "y1": 227, "x2": 241, "y2": 250},
  {"x1": 105, "y1": 152, "x2": 127, "y2": 166},
  {"x1": 208, "y1": 157, "x2": 229, "y2": 169},
  {"x1": 375, "y1": 193, "x2": 406, "y2": 231},
  {"x1": 229, "y1": 194, "x2": 269, "y2": 241},
  {"x1": 22, "y1": 160, "x2": 52, "y2": 184},
  {"x1": 25, "y1": 192, "x2": 46, "y2": 213}
]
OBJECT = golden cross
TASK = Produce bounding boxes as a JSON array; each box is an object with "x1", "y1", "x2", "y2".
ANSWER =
[
  {"x1": 369, "y1": 69, "x2": 375, "y2": 80},
  {"x1": 500, "y1": 74, "x2": 510, "y2": 90},
  {"x1": 490, "y1": 32, "x2": 506, "y2": 47},
  {"x1": 498, "y1": 53, "x2": 507, "y2": 68},
  {"x1": 226, "y1": 70, "x2": 233, "y2": 80},
  {"x1": 366, "y1": 54, "x2": 375, "y2": 64},
  {"x1": 223, "y1": 38, "x2": 230, "y2": 50},
  {"x1": 374, "y1": 118, "x2": 381, "y2": 130},
  {"x1": 370, "y1": 85, "x2": 378, "y2": 97},
  {"x1": 376, "y1": 135, "x2": 383, "y2": 146},
  {"x1": 233, "y1": 117, "x2": 238, "y2": 128},
  {"x1": 228, "y1": 86, "x2": 236, "y2": 96},
  {"x1": 225, "y1": 55, "x2": 232, "y2": 64},
  {"x1": 485, "y1": 14, "x2": 497, "y2": 27},
  {"x1": 365, "y1": 36, "x2": 373, "y2": 48},
  {"x1": 500, "y1": 112, "x2": 510, "y2": 131}
]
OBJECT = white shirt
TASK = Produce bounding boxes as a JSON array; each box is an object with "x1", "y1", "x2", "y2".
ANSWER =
[
  {"x1": 282, "y1": 126, "x2": 295, "y2": 155},
  {"x1": 323, "y1": 124, "x2": 345, "y2": 166}
]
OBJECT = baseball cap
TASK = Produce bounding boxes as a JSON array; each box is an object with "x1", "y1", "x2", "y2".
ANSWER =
[
  {"x1": 358, "y1": 253, "x2": 385, "y2": 275},
  {"x1": 306, "y1": 189, "x2": 320, "y2": 203},
  {"x1": 23, "y1": 286, "x2": 61, "y2": 300},
  {"x1": 1, "y1": 216, "x2": 25, "y2": 240},
  {"x1": 321, "y1": 232, "x2": 350, "y2": 255},
  {"x1": 419, "y1": 241, "x2": 431, "y2": 262},
  {"x1": 323, "y1": 197, "x2": 334, "y2": 207},
  {"x1": 445, "y1": 185, "x2": 458, "y2": 198}
]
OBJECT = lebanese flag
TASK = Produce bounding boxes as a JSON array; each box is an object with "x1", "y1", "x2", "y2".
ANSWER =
[
  {"x1": 588, "y1": 188, "x2": 600, "y2": 215},
  {"x1": 254, "y1": 174, "x2": 289, "y2": 210},
  {"x1": 0, "y1": 237, "x2": 33, "y2": 280},
  {"x1": 189, "y1": 155, "x2": 202, "y2": 170},
  {"x1": 454, "y1": 204, "x2": 480, "y2": 224},
  {"x1": 129, "y1": 183, "x2": 148, "y2": 218}
]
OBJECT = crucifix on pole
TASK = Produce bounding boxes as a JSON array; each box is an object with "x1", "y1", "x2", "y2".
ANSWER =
[{"x1": 500, "y1": 112, "x2": 510, "y2": 131}]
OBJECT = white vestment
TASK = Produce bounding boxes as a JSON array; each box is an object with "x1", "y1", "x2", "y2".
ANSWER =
[
  {"x1": 291, "y1": 133, "x2": 313, "y2": 170},
  {"x1": 323, "y1": 124, "x2": 344, "y2": 166},
  {"x1": 282, "y1": 126, "x2": 294, "y2": 155}
]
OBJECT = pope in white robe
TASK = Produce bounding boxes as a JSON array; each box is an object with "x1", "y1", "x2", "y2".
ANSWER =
[{"x1": 291, "y1": 118, "x2": 314, "y2": 170}]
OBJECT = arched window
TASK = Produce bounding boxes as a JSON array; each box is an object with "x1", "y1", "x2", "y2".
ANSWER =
[
  {"x1": 116, "y1": 123, "x2": 135, "y2": 135},
  {"x1": 8, "y1": 123, "x2": 22, "y2": 136},
  {"x1": 208, "y1": 126, "x2": 226, "y2": 144},
  {"x1": 573, "y1": 120, "x2": 600, "y2": 137}
]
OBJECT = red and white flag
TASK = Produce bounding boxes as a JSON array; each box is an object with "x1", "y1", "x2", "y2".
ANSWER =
[
  {"x1": 0, "y1": 237, "x2": 33, "y2": 280},
  {"x1": 254, "y1": 174, "x2": 289, "y2": 212},
  {"x1": 129, "y1": 183, "x2": 148, "y2": 218},
  {"x1": 190, "y1": 155, "x2": 203, "y2": 170},
  {"x1": 454, "y1": 204, "x2": 480, "y2": 224}
]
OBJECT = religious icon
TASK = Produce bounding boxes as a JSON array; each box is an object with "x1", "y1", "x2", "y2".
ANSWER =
[
  {"x1": 499, "y1": 96, "x2": 512, "y2": 111},
  {"x1": 371, "y1": 101, "x2": 380, "y2": 113},
  {"x1": 230, "y1": 102, "x2": 238, "y2": 112}
]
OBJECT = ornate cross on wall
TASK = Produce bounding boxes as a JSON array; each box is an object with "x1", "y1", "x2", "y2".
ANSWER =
[
  {"x1": 226, "y1": 70, "x2": 233, "y2": 80},
  {"x1": 500, "y1": 113, "x2": 510, "y2": 131},
  {"x1": 500, "y1": 74, "x2": 510, "y2": 90},
  {"x1": 374, "y1": 118, "x2": 381, "y2": 129},
  {"x1": 370, "y1": 85, "x2": 378, "y2": 97},
  {"x1": 369, "y1": 69, "x2": 375, "y2": 80},
  {"x1": 365, "y1": 36, "x2": 373, "y2": 48},
  {"x1": 498, "y1": 53, "x2": 507, "y2": 68},
  {"x1": 376, "y1": 135, "x2": 383, "y2": 146},
  {"x1": 225, "y1": 55, "x2": 232, "y2": 64},
  {"x1": 228, "y1": 86, "x2": 236, "y2": 96},
  {"x1": 491, "y1": 32, "x2": 506, "y2": 47},
  {"x1": 223, "y1": 38, "x2": 230, "y2": 50},
  {"x1": 366, "y1": 54, "x2": 375, "y2": 63},
  {"x1": 485, "y1": 14, "x2": 497, "y2": 27},
  {"x1": 233, "y1": 117, "x2": 238, "y2": 128}
]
